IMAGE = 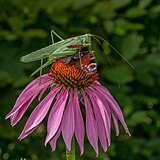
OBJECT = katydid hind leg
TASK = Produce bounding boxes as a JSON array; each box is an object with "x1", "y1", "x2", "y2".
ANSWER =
[{"x1": 51, "y1": 30, "x2": 64, "y2": 44}]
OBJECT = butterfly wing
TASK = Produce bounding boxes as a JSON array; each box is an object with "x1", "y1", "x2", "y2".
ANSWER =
[
  {"x1": 75, "y1": 51, "x2": 97, "y2": 73},
  {"x1": 60, "y1": 45, "x2": 97, "y2": 73}
]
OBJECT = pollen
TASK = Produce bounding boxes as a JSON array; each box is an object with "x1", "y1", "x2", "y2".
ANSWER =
[{"x1": 50, "y1": 59, "x2": 98, "y2": 89}]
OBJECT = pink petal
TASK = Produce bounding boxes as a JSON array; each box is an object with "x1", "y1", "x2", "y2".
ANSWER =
[
  {"x1": 32, "y1": 80, "x2": 53, "y2": 97},
  {"x1": 10, "y1": 97, "x2": 34, "y2": 126},
  {"x1": 23, "y1": 74, "x2": 51, "y2": 91},
  {"x1": 10, "y1": 92, "x2": 39, "y2": 126},
  {"x1": 38, "y1": 87, "x2": 48, "y2": 101},
  {"x1": 93, "y1": 82, "x2": 131, "y2": 136},
  {"x1": 19, "y1": 127, "x2": 37, "y2": 140},
  {"x1": 6, "y1": 80, "x2": 52, "y2": 123},
  {"x1": 87, "y1": 89, "x2": 108, "y2": 152},
  {"x1": 6, "y1": 76, "x2": 52, "y2": 119},
  {"x1": 50, "y1": 124, "x2": 62, "y2": 151},
  {"x1": 17, "y1": 74, "x2": 51, "y2": 100},
  {"x1": 81, "y1": 90, "x2": 99, "y2": 156},
  {"x1": 94, "y1": 82, "x2": 122, "y2": 113},
  {"x1": 14, "y1": 74, "x2": 51, "y2": 106},
  {"x1": 112, "y1": 111, "x2": 119, "y2": 136},
  {"x1": 6, "y1": 90, "x2": 36, "y2": 119},
  {"x1": 62, "y1": 88, "x2": 74, "y2": 151},
  {"x1": 87, "y1": 88, "x2": 111, "y2": 146},
  {"x1": 18, "y1": 86, "x2": 61, "y2": 140},
  {"x1": 73, "y1": 88, "x2": 85, "y2": 155},
  {"x1": 94, "y1": 102, "x2": 108, "y2": 152},
  {"x1": 45, "y1": 88, "x2": 68, "y2": 145}
]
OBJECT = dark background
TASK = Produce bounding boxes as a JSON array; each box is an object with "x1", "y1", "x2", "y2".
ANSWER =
[{"x1": 0, "y1": 0, "x2": 160, "y2": 160}]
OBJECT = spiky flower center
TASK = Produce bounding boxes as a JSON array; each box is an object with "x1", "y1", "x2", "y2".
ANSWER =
[{"x1": 50, "y1": 59, "x2": 98, "y2": 89}]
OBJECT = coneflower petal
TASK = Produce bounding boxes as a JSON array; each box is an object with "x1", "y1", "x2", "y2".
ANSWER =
[
  {"x1": 12, "y1": 74, "x2": 51, "y2": 107},
  {"x1": 87, "y1": 88, "x2": 111, "y2": 146},
  {"x1": 73, "y1": 88, "x2": 85, "y2": 155},
  {"x1": 6, "y1": 91, "x2": 35, "y2": 119},
  {"x1": 62, "y1": 88, "x2": 75, "y2": 151},
  {"x1": 87, "y1": 90, "x2": 108, "y2": 151},
  {"x1": 26, "y1": 86, "x2": 61, "y2": 132},
  {"x1": 94, "y1": 82, "x2": 122, "y2": 113},
  {"x1": 18, "y1": 86, "x2": 61, "y2": 140},
  {"x1": 19, "y1": 127, "x2": 37, "y2": 140},
  {"x1": 6, "y1": 77, "x2": 52, "y2": 119},
  {"x1": 93, "y1": 81, "x2": 131, "y2": 136},
  {"x1": 50, "y1": 125, "x2": 62, "y2": 151},
  {"x1": 38, "y1": 87, "x2": 48, "y2": 101},
  {"x1": 10, "y1": 97, "x2": 34, "y2": 126},
  {"x1": 81, "y1": 90, "x2": 99, "y2": 156},
  {"x1": 45, "y1": 88, "x2": 68, "y2": 145},
  {"x1": 16, "y1": 74, "x2": 51, "y2": 101},
  {"x1": 112, "y1": 112, "x2": 119, "y2": 136}
]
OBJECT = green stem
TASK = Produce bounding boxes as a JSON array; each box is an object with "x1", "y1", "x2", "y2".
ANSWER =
[{"x1": 66, "y1": 137, "x2": 75, "y2": 160}]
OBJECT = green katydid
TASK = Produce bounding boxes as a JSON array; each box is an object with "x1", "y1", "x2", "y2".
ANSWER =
[
  {"x1": 20, "y1": 31, "x2": 133, "y2": 77},
  {"x1": 21, "y1": 31, "x2": 92, "y2": 76},
  {"x1": 21, "y1": 33, "x2": 91, "y2": 63}
]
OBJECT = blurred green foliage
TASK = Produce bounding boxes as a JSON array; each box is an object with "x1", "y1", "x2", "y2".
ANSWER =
[{"x1": 0, "y1": 0, "x2": 160, "y2": 160}]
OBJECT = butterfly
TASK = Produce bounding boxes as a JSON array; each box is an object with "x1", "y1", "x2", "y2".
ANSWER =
[{"x1": 61, "y1": 45, "x2": 97, "y2": 73}]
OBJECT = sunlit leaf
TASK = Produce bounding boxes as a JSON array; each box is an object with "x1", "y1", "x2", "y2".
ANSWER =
[
  {"x1": 138, "y1": 0, "x2": 152, "y2": 9},
  {"x1": 125, "y1": 7, "x2": 146, "y2": 18},
  {"x1": 121, "y1": 33, "x2": 142, "y2": 60},
  {"x1": 103, "y1": 65, "x2": 134, "y2": 84},
  {"x1": 129, "y1": 111, "x2": 149, "y2": 126}
]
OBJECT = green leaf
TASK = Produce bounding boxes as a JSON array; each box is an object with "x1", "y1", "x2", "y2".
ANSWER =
[
  {"x1": 111, "y1": 0, "x2": 131, "y2": 10},
  {"x1": 125, "y1": 7, "x2": 146, "y2": 18},
  {"x1": 150, "y1": 5, "x2": 160, "y2": 14},
  {"x1": 146, "y1": 54, "x2": 160, "y2": 67},
  {"x1": 73, "y1": 0, "x2": 95, "y2": 10},
  {"x1": 132, "y1": 94, "x2": 159, "y2": 107},
  {"x1": 134, "y1": 62, "x2": 154, "y2": 86},
  {"x1": 103, "y1": 65, "x2": 134, "y2": 84},
  {"x1": 92, "y1": 1, "x2": 115, "y2": 15},
  {"x1": 0, "y1": 70, "x2": 12, "y2": 87},
  {"x1": 121, "y1": 32, "x2": 142, "y2": 60},
  {"x1": 22, "y1": 29, "x2": 47, "y2": 39},
  {"x1": 138, "y1": 0, "x2": 152, "y2": 9},
  {"x1": 115, "y1": 19, "x2": 145, "y2": 33},
  {"x1": 129, "y1": 111, "x2": 149, "y2": 126},
  {"x1": 103, "y1": 20, "x2": 114, "y2": 34}
]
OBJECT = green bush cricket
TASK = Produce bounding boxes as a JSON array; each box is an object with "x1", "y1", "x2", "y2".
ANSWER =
[
  {"x1": 21, "y1": 31, "x2": 91, "y2": 76},
  {"x1": 20, "y1": 31, "x2": 133, "y2": 77}
]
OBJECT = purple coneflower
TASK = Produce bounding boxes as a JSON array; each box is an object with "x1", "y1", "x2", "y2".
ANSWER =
[{"x1": 6, "y1": 59, "x2": 130, "y2": 156}]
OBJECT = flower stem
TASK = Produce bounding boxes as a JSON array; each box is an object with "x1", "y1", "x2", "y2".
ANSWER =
[{"x1": 66, "y1": 137, "x2": 75, "y2": 160}]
